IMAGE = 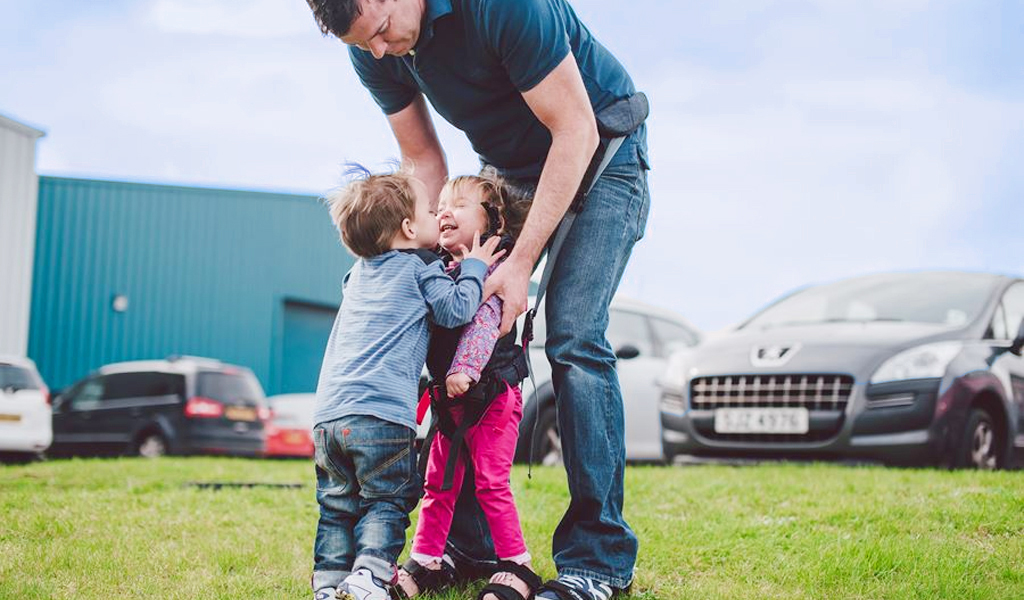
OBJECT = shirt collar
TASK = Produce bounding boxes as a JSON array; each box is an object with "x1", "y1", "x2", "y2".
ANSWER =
[{"x1": 413, "y1": 0, "x2": 452, "y2": 53}]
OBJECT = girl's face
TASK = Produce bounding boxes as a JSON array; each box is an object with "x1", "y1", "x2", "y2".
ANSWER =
[{"x1": 437, "y1": 183, "x2": 490, "y2": 258}]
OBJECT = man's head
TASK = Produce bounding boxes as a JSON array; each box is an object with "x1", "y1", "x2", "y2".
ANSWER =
[
  {"x1": 326, "y1": 165, "x2": 438, "y2": 258},
  {"x1": 306, "y1": 0, "x2": 425, "y2": 59}
]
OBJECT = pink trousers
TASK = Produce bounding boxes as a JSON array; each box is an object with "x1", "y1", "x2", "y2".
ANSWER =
[{"x1": 411, "y1": 384, "x2": 527, "y2": 560}]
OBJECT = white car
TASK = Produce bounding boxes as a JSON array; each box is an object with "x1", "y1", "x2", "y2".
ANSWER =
[
  {"x1": 418, "y1": 295, "x2": 702, "y2": 463},
  {"x1": 0, "y1": 356, "x2": 52, "y2": 459}
]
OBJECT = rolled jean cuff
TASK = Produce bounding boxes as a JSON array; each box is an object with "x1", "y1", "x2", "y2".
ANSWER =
[
  {"x1": 353, "y1": 552, "x2": 397, "y2": 584},
  {"x1": 312, "y1": 569, "x2": 349, "y2": 591},
  {"x1": 559, "y1": 567, "x2": 633, "y2": 591}
]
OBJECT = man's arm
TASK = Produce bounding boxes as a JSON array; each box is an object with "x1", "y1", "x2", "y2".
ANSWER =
[
  {"x1": 387, "y1": 94, "x2": 448, "y2": 207},
  {"x1": 485, "y1": 52, "x2": 600, "y2": 333}
]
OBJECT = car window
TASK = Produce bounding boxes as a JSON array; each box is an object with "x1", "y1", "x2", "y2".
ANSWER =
[
  {"x1": 198, "y1": 371, "x2": 265, "y2": 404},
  {"x1": 103, "y1": 372, "x2": 185, "y2": 400},
  {"x1": 988, "y1": 303, "x2": 1009, "y2": 340},
  {"x1": 744, "y1": 272, "x2": 996, "y2": 329},
  {"x1": 0, "y1": 364, "x2": 42, "y2": 391},
  {"x1": 70, "y1": 377, "x2": 105, "y2": 410},
  {"x1": 650, "y1": 318, "x2": 699, "y2": 357},
  {"x1": 1003, "y1": 283, "x2": 1024, "y2": 339},
  {"x1": 607, "y1": 310, "x2": 653, "y2": 356}
]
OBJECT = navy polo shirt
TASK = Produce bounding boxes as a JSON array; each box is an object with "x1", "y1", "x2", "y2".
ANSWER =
[{"x1": 350, "y1": 0, "x2": 647, "y2": 180}]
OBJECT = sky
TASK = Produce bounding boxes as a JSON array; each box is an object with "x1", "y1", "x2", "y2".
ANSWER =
[{"x1": 2, "y1": 0, "x2": 1022, "y2": 332}]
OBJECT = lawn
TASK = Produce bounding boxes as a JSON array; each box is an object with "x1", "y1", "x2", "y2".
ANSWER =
[{"x1": 0, "y1": 458, "x2": 1021, "y2": 599}]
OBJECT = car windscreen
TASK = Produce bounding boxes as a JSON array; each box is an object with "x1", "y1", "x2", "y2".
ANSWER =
[
  {"x1": 0, "y1": 364, "x2": 43, "y2": 391},
  {"x1": 743, "y1": 272, "x2": 997, "y2": 330},
  {"x1": 197, "y1": 371, "x2": 265, "y2": 405}
]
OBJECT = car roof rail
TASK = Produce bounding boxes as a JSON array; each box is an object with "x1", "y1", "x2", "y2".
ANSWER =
[{"x1": 166, "y1": 355, "x2": 223, "y2": 366}]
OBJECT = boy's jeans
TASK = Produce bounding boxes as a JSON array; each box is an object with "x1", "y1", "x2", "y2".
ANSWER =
[
  {"x1": 312, "y1": 415, "x2": 421, "y2": 591},
  {"x1": 448, "y1": 143, "x2": 650, "y2": 589}
]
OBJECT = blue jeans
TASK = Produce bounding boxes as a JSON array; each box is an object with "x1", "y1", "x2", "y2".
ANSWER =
[
  {"x1": 312, "y1": 415, "x2": 421, "y2": 591},
  {"x1": 448, "y1": 142, "x2": 650, "y2": 589}
]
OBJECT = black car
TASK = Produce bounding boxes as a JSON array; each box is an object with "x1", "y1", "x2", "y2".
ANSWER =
[
  {"x1": 660, "y1": 271, "x2": 1024, "y2": 469},
  {"x1": 50, "y1": 356, "x2": 269, "y2": 457}
]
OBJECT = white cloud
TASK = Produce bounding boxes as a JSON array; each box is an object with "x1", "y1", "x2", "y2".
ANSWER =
[
  {"x1": 149, "y1": 0, "x2": 316, "y2": 37},
  {"x1": 619, "y1": 59, "x2": 1023, "y2": 329}
]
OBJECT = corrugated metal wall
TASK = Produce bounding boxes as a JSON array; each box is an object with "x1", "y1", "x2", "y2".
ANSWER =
[
  {"x1": 0, "y1": 114, "x2": 45, "y2": 357},
  {"x1": 29, "y1": 176, "x2": 353, "y2": 393}
]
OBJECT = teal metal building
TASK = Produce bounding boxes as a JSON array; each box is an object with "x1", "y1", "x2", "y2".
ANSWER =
[{"x1": 29, "y1": 176, "x2": 353, "y2": 394}]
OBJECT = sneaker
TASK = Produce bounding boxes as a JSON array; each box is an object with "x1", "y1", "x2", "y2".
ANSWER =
[
  {"x1": 536, "y1": 575, "x2": 615, "y2": 600},
  {"x1": 313, "y1": 588, "x2": 337, "y2": 600},
  {"x1": 336, "y1": 568, "x2": 390, "y2": 600}
]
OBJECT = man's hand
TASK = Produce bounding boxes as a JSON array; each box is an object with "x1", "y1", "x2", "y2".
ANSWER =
[
  {"x1": 482, "y1": 255, "x2": 533, "y2": 335},
  {"x1": 445, "y1": 372, "x2": 474, "y2": 397},
  {"x1": 459, "y1": 231, "x2": 506, "y2": 268}
]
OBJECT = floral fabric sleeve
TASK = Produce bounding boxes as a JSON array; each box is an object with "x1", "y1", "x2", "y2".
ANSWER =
[{"x1": 447, "y1": 262, "x2": 504, "y2": 382}]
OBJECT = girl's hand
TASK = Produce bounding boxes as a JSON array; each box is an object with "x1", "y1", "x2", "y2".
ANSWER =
[
  {"x1": 446, "y1": 372, "x2": 474, "y2": 397},
  {"x1": 458, "y1": 231, "x2": 506, "y2": 268}
]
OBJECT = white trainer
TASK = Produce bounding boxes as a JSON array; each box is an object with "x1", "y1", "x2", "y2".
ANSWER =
[
  {"x1": 313, "y1": 587, "x2": 337, "y2": 600},
  {"x1": 336, "y1": 568, "x2": 390, "y2": 600}
]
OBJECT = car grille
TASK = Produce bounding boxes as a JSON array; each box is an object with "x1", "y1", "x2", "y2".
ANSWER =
[{"x1": 689, "y1": 374, "x2": 855, "y2": 443}]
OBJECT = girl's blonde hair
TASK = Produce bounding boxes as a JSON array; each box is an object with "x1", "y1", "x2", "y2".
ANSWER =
[
  {"x1": 441, "y1": 170, "x2": 531, "y2": 241},
  {"x1": 325, "y1": 165, "x2": 417, "y2": 258}
]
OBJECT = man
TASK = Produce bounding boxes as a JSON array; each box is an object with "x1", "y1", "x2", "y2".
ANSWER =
[{"x1": 305, "y1": 1, "x2": 650, "y2": 599}]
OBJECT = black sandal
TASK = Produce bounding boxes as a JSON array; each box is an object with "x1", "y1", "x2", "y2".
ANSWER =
[
  {"x1": 476, "y1": 561, "x2": 542, "y2": 600},
  {"x1": 394, "y1": 557, "x2": 457, "y2": 598}
]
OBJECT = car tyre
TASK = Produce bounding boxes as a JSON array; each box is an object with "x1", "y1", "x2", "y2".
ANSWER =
[
  {"x1": 956, "y1": 408, "x2": 1000, "y2": 470},
  {"x1": 136, "y1": 432, "x2": 168, "y2": 458},
  {"x1": 531, "y1": 406, "x2": 562, "y2": 467}
]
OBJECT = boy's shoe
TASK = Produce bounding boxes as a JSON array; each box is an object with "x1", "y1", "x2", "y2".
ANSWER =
[
  {"x1": 535, "y1": 575, "x2": 616, "y2": 600},
  {"x1": 313, "y1": 588, "x2": 337, "y2": 600},
  {"x1": 336, "y1": 568, "x2": 391, "y2": 600}
]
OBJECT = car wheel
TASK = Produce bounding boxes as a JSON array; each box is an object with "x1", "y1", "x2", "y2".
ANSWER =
[
  {"x1": 136, "y1": 433, "x2": 168, "y2": 458},
  {"x1": 958, "y1": 408, "x2": 999, "y2": 470},
  {"x1": 531, "y1": 406, "x2": 562, "y2": 467}
]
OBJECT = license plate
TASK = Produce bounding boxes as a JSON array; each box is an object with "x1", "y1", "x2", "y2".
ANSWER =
[
  {"x1": 0, "y1": 413, "x2": 21, "y2": 423},
  {"x1": 224, "y1": 406, "x2": 257, "y2": 422},
  {"x1": 714, "y1": 408, "x2": 809, "y2": 434},
  {"x1": 284, "y1": 431, "x2": 306, "y2": 445}
]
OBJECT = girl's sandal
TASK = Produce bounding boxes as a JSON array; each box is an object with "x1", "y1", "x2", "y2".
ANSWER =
[
  {"x1": 476, "y1": 561, "x2": 542, "y2": 600},
  {"x1": 394, "y1": 558, "x2": 458, "y2": 598}
]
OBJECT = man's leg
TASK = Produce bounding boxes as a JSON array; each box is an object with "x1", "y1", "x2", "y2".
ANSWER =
[{"x1": 544, "y1": 154, "x2": 650, "y2": 590}]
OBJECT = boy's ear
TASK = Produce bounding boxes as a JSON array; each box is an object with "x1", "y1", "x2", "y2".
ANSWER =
[{"x1": 400, "y1": 217, "x2": 415, "y2": 240}]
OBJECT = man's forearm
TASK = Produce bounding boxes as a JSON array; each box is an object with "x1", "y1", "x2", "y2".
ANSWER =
[
  {"x1": 510, "y1": 125, "x2": 599, "y2": 266},
  {"x1": 406, "y1": 152, "x2": 447, "y2": 207}
]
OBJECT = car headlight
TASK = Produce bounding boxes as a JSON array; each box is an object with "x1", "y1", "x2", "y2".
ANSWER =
[
  {"x1": 869, "y1": 341, "x2": 963, "y2": 384},
  {"x1": 659, "y1": 351, "x2": 693, "y2": 393}
]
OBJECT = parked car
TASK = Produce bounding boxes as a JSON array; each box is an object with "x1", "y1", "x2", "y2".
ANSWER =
[
  {"x1": 265, "y1": 393, "x2": 315, "y2": 458},
  {"x1": 50, "y1": 356, "x2": 269, "y2": 458},
  {"x1": 0, "y1": 356, "x2": 52, "y2": 460},
  {"x1": 418, "y1": 295, "x2": 702, "y2": 463},
  {"x1": 660, "y1": 271, "x2": 1024, "y2": 469}
]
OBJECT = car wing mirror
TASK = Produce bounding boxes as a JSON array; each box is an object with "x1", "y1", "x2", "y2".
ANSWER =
[
  {"x1": 615, "y1": 344, "x2": 641, "y2": 360},
  {"x1": 1011, "y1": 318, "x2": 1024, "y2": 356}
]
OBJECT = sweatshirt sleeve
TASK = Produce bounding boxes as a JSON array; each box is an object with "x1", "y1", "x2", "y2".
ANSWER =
[
  {"x1": 418, "y1": 257, "x2": 487, "y2": 328},
  {"x1": 447, "y1": 290, "x2": 503, "y2": 382}
]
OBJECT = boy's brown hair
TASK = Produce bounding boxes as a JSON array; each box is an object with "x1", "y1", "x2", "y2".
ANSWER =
[{"x1": 325, "y1": 166, "x2": 418, "y2": 258}]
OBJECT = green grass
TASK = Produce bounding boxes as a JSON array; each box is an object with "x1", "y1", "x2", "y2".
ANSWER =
[{"x1": 0, "y1": 459, "x2": 1021, "y2": 599}]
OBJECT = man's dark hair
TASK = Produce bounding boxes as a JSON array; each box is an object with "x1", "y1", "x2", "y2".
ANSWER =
[{"x1": 306, "y1": 0, "x2": 363, "y2": 39}]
